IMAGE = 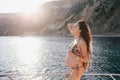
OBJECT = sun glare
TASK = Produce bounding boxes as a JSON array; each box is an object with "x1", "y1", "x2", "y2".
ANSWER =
[
  {"x1": 14, "y1": 37, "x2": 40, "y2": 65},
  {"x1": 0, "y1": 0, "x2": 61, "y2": 14},
  {"x1": 11, "y1": 37, "x2": 43, "y2": 73},
  {"x1": 19, "y1": 6, "x2": 39, "y2": 15},
  {"x1": 0, "y1": 0, "x2": 43, "y2": 14}
]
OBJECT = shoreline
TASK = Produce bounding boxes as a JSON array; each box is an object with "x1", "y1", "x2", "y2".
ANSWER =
[{"x1": 92, "y1": 35, "x2": 120, "y2": 37}]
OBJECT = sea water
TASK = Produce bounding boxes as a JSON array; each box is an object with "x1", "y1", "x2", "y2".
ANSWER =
[{"x1": 0, "y1": 36, "x2": 120, "y2": 80}]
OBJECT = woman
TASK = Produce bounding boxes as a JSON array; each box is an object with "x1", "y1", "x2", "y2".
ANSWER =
[{"x1": 65, "y1": 20, "x2": 92, "y2": 80}]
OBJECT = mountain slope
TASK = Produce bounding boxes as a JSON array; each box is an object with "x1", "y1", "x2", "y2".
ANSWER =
[{"x1": 0, "y1": 0, "x2": 119, "y2": 36}]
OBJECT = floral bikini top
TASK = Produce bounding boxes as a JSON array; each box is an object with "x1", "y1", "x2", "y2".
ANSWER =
[{"x1": 69, "y1": 40, "x2": 83, "y2": 58}]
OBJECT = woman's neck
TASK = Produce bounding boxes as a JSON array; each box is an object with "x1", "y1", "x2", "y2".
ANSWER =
[
  {"x1": 74, "y1": 35, "x2": 82, "y2": 40},
  {"x1": 74, "y1": 36, "x2": 83, "y2": 43}
]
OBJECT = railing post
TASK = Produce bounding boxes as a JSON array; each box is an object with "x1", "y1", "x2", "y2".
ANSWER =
[
  {"x1": 62, "y1": 73, "x2": 69, "y2": 80},
  {"x1": 0, "y1": 75, "x2": 12, "y2": 80},
  {"x1": 110, "y1": 75, "x2": 116, "y2": 80}
]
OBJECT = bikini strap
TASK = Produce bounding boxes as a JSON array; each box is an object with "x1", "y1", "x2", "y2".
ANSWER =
[{"x1": 71, "y1": 64, "x2": 83, "y2": 70}]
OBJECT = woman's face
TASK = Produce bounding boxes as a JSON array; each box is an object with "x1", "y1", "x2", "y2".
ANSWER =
[{"x1": 68, "y1": 22, "x2": 81, "y2": 36}]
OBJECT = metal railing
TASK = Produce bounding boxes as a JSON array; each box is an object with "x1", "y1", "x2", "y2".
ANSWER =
[{"x1": 0, "y1": 72, "x2": 120, "y2": 80}]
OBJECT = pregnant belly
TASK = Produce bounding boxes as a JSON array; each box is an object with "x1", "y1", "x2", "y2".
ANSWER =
[{"x1": 65, "y1": 53, "x2": 78, "y2": 67}]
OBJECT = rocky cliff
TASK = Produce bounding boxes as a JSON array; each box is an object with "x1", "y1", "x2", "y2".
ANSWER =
[{"x1": 0, "y1": 0, "x2": 120, "y2": 36}]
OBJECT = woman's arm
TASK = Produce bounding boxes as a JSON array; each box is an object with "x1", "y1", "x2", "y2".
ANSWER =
[{"x1": 77, "y1": 40, "x2": 89, "y2": 63}]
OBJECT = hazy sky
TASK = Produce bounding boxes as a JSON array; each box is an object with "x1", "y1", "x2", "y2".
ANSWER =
[{"x1": 0, "y1": 0, "x2": 60, "y2": 13}]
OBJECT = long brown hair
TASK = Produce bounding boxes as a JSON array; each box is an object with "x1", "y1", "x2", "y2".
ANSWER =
[{"x1": 77, "y1": 20, "x2": 92, "y2": 62}]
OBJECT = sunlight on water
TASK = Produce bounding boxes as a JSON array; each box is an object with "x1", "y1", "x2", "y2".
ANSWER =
[
  {"x1": 10, "y1": 37, "x2": 42, "y2": 73},
  {"x1": 0, "y1": 37, "x2": 119, "y2": 80}
]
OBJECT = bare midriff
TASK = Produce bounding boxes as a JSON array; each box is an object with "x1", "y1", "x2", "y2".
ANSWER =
[
  {"x1": 66, "y1": 50, "x2": 83, "y2": 68},
  {"x1": 67, "y1": 49, "x2": 88, "y2": 70}
]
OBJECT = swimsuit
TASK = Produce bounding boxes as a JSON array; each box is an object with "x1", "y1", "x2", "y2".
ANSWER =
[
  {"x1": 70, "y1": 44, "x2": 83, "y2": 57},
  {"x1": 69, "y1": 41, "x2": 87, "y2": 70}
]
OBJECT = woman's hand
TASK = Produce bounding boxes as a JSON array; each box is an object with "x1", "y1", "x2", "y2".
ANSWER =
[{"x1": 68, "y1": 23, "x2": 74, "y2": 35}]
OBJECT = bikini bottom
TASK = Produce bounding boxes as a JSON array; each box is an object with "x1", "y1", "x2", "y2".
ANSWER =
[
  {"x1": 70, "y1": 64, "x2": 84, "y2": 77},
  {"x1": 71, "y1": 65, "x2": 83, "y2": 70}
]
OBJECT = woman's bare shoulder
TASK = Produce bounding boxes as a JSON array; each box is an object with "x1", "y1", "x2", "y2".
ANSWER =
[{"x1": 77, "y1": 38, "x2": 87, "y2": 47}]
